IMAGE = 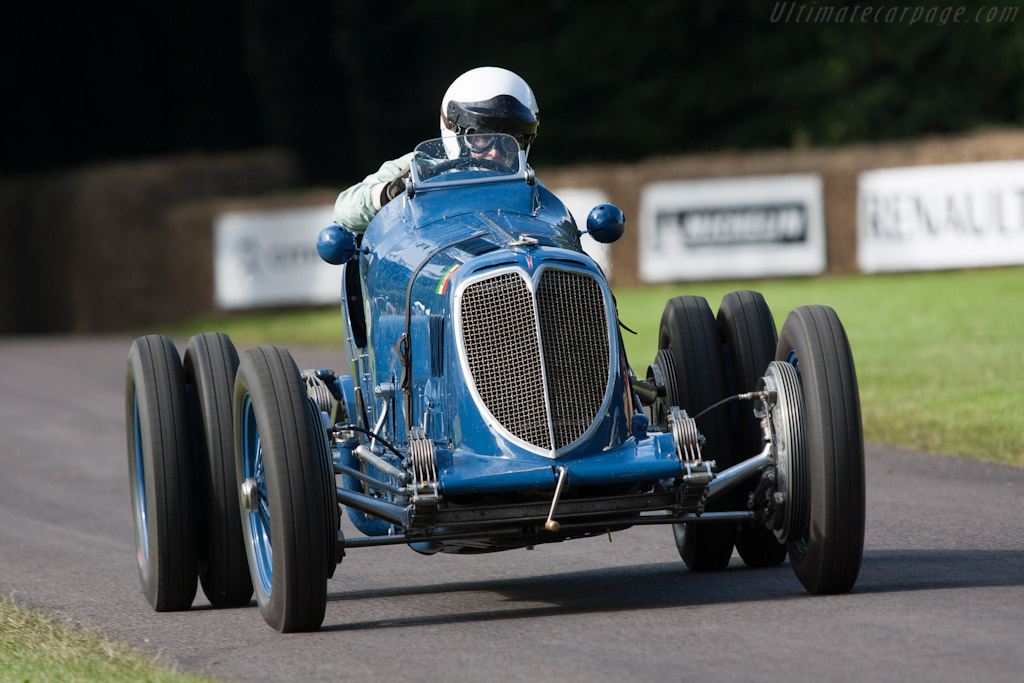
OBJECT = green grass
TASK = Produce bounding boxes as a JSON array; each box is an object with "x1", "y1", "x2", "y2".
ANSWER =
[
  {"x1": 160, "y1": 307, "x2": 347, "y2": 349},
  {"x1": 157, "y1": 268, "x2": 1024, "y2": 466},
  {"x1": 0, "y1": 596, "x2": 213, "y2": 682}
]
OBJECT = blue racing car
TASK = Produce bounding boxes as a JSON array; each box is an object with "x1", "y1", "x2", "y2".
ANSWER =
[{"x1": 126, "y1": 133, "x2": 865, "y2": 632}]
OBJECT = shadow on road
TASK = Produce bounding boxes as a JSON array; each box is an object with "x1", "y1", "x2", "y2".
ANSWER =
[
  {"x1": 322, "y1": 560, "x2": 793, "y2": 632},
  {"x1": 856, "y1": 548, "x2": 1024, "y2": 593},
  {"x1": 320, "y1": 548, "x2": 1024, "y2": 632}
]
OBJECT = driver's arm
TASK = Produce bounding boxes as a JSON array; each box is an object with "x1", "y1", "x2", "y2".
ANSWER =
[{"x1": 333, "y1": 151, "x2": 415, "y2": 233}]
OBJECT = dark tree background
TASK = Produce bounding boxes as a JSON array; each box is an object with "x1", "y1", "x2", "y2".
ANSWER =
[{"x1": 5, "y1": 0, "x2": 1023, "y2": 184}]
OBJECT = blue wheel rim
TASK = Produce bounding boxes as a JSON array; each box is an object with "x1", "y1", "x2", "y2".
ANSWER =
[
  {"x1": 241, "y1": 394, "x2": 273, "y2": 597},
  {"x1": 132, "y1": 395, "x2": 150, "y2": 578}
]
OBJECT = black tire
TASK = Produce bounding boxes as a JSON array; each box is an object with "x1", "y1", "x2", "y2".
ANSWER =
[
  {"x1": 234, "y1": 346, "x2": 331, "y2": 632},
  {"x1": 717, "y1": 291, "x2": 788, "y2": 568},
  {"x1": 660, "y1": 296, "x2": 737, "y2": 571},
  {"x1": 776, "y1": 306, "x2": 865, "y2": 594},
  {"x1": 314, "y1": 403, "x2": 341, "y2": 578},
  {"x1": 125, "y1": 335, "x2": 198, "y2": 611},
  {"x1": 183, "y1": 333, "x2": 253, "y2": 607}
]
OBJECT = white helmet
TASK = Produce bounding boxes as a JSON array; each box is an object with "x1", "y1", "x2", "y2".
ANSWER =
[{"x1": 440, "y1": 66, "x2": 539, "y2": 159}]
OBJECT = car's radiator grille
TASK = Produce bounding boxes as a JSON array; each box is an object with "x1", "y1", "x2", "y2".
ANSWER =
[
  {"x1": 460, "y1": 269, "x2": 610, "y2": 452},
  {"x1": 536, "y1": 270, "x2": 610, "y2": 449},
  {"x1": 461, "y1": 273, "x2": 550, "y2": 448}
]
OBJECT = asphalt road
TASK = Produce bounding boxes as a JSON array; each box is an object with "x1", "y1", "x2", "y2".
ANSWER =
[{"x1": 1, "y1": 335, "x2": 1022, "y2": 683}]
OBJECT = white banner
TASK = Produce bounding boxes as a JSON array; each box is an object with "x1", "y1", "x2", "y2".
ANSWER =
[
  {"x1": 213, "y1": 206, "x2": 341, "y2": 310},
  {"x1": 638, "y1": 174, "x2": 826, "y2": 282},
  {"x1": 857, "y1": 161, "x2": 1024, "y2": 273}
]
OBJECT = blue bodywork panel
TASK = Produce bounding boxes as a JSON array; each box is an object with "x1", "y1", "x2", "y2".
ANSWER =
[{"x1": 334, "y1": 159, "x2": 680, "y2": 513}]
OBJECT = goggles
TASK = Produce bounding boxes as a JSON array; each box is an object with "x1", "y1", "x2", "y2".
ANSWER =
[{"x1": 464, "y1": 132, "x2": 523, "y2": 156}]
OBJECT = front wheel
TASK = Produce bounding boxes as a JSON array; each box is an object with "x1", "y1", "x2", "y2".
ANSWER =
[
  {"x1": 776, "y1": 306, "x2": 865, "y2": 594},
  {"x1": 234, "y1": 346, "x2": 332, "y2": 632}
]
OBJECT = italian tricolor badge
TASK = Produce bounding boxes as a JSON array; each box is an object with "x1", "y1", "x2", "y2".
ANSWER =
[{"x1": 436, "y1": 264, "x2": 459, "y2": 295}]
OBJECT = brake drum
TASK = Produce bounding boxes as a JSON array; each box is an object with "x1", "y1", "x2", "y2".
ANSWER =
[{"x1": 760, "y1": 361, "x2": 808, "y2": 544}]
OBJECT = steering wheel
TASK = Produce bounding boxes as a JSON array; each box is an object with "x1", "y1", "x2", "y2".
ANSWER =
[{"x1": 429, "y1": 157, "x2": 515, "y2": 176}]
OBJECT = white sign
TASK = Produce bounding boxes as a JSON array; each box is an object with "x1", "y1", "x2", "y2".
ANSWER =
[
  {"x1": 554, "y1": 187, "x2": 613, "y2": 278},
  {"x1": 214, "y1": 206, "x2": 341, "y2": 310},
  {"x1": 857, "y1": 161, "x2": 1024, "y2": 273},
  {"x1": 639, "y1": 174, "x2": 826, "y2": 282}
]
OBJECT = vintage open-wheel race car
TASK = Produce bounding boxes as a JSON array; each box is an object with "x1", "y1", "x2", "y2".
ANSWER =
[{"x1": 126, "y1": 133, "x2": 865, "y2": 632}]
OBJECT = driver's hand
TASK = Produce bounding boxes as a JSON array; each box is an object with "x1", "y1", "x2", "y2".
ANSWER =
[{"x1": 380, "y1": 164, "x2": 411, "y2": 207}]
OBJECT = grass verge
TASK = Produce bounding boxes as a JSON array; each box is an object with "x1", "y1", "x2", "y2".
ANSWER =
[
  {"x1": 156, "y1": 267, "x2": 1023, "y2": 466},
  {"x1": 0, "y1": 595, "x2": 212, "y2": 682}
]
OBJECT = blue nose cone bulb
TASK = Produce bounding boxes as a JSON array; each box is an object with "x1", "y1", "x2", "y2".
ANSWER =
[
  {"x1": 317, "y1": 225, "x2": 357, "y2": 265},
  {"x1": 585, "y1": 204, "x2": 626, "y2": 244}
]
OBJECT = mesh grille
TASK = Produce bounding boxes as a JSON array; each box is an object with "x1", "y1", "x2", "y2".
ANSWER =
[
  {"x1": 460, "y1": 269, "x2": 611, "y2": 452},
  {"x1": 536, "y1": 270, "x2": 610, "y2": 449},
  {"x1": 461, "y1": 273, "x2": 551, "y2": 449}
]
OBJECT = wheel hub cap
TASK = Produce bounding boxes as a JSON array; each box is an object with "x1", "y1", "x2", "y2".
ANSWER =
[{"x1": 241, "y1": 477, "x2": 260, "y2": 513}]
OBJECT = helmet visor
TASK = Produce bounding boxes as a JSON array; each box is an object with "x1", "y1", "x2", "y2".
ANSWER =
[{"x1": 443, "y1": 94, "x2": 539, "y2": 138}]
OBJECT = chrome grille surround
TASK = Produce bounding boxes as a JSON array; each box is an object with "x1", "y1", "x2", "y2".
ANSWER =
[{"x1": 455, "y1": 264, "x2": 615, "y2": 457}]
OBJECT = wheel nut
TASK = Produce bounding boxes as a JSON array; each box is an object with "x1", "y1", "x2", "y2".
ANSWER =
[{"x1": 241, "y1": 478, "x2": 259, "y2": 512}]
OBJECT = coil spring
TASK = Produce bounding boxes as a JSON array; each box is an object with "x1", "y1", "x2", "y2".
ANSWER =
[
  {"x1": 302, "y1": 371, "x2": 333, "y2": 414},
  {"x1": 407, "y1": 427, "x2": 438, "y2": 489},
  {"x1": 669, "y1": 407, "x2": 702, "y2": 465}
]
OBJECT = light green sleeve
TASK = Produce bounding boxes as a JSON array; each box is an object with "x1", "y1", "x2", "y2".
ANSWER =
[{"x1": 332, "y1": 151, "x2": 416, "y2": 233}]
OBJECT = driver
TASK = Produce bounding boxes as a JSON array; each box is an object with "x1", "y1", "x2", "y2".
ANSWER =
[{"x1": 333, "y1": 66, "x2": 539, "y2": 233}]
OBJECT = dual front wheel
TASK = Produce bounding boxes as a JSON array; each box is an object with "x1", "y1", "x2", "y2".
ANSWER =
[
  {"x1": 656, "y1": 292, "x2": 865, "y2": 594},
  {"x1": 126, "y1": 336, "x2": 336, "y2": 631}
]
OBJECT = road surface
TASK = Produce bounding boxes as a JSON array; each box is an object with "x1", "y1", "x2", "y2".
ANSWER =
[{"x1": 1, "y1": 336, "x2": 1021, "y2": 682}]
